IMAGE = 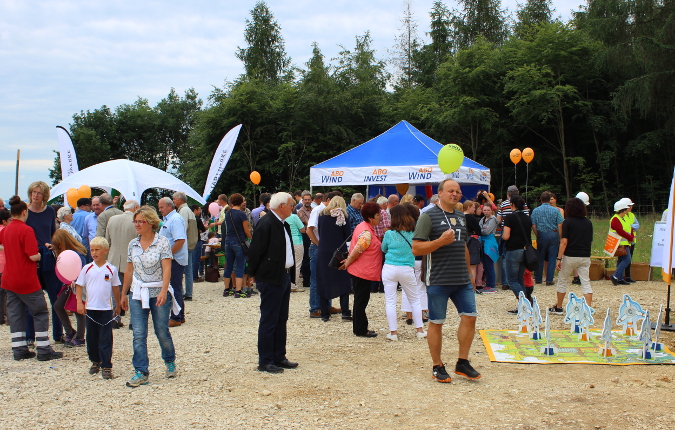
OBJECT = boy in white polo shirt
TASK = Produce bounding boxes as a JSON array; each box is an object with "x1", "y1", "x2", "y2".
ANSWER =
[{"x1": 75, "y1": 237, "x2": 121, "y2": 379}]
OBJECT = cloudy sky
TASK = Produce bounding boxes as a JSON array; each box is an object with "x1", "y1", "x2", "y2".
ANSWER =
[{"x1": 0, "y1": 0, "x2": 583, "y2": 201}]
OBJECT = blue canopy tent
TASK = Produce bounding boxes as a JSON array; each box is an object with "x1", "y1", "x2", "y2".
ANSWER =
[{"x1": 310, "y1": 120, "x2": 491, "y2": 201}]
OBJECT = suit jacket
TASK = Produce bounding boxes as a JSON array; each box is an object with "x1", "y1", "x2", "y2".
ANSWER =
[
  {"x1": 246, "y1": 210, "x2": 296, "y2": 286},
  {"x1": 96, "y1": 206, "x2": 123, "y2": 238},
  {"x1": 105, "y1": 211, "x2": 137, "y2": 274}
]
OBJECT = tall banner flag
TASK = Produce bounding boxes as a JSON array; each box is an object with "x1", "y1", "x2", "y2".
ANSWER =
[
  {"x1": 202, "y1": 124, "x2": 242, "y2": 201},
  {"x1": 662, "y1": 166, "x2": 675, "y2": 284},
  {"x1": 56, "y1": 126, "x2": 79, "y2": 206}
]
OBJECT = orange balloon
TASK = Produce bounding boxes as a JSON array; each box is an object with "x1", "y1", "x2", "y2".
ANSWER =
[
  {"x1": 66, "y1": 188, "x2": 79, "y2": 207},
  {"x1": 395, "y1": 183, "x2": 409, "y2": 195},
  {"x1": 488, "y1": 193, "x2": 495, "y2": 202},
  {"x1": 522, "y1": 148, "x2": 535, "y2": 164},
  {"x1": 510, "y1": 148, "x2": 522, "y2": 165},
  {"x1": 78, "y1": 184, "x2": 91, "y2": 199},
  {"x1": 250, "y1": 171, "x2": 261, "y2": 185}
]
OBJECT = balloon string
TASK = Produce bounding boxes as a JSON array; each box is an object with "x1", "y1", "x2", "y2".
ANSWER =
[
  {"x1": 526, "y1": 164, "x2": 529, "y2": 201},
  {"x1": 514, "y1": 165, "x2": 517, "y2": 187}
]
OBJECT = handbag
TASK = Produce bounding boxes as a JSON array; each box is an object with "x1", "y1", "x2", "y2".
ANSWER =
[
  {"x1": 615, "y1": 245, "x2": 627, "y2": 257},
  {"x1": 513, "y1": 213, "x2": 539, "y2": 272},
  {"x1": 229, "y1": 210, "x2": 250, "y2": 255},
  {"x1": 63, "y1": 287, "x2": 83, "y2": 313},
  {"x1": 205, "y1": 266, "x2": 220, "y2": 283},
  {"x1": 328, "y1": 234, "x2": 352, "y2": 269}
]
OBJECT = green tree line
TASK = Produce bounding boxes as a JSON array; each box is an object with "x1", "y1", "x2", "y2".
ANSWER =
[{"x1": 50, "y1": 0, "x2": 675, "y2": 212}]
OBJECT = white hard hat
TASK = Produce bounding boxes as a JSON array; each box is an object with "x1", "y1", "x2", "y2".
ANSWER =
[
  {"x1": 575, "y1": 192, "x2": 590, "y2": 205},
  {"x1": 619, "y1": 197, "x2": 634, "y2": 206},
  {"x1": 614, "y1": 200, "x2": 630, "y2": 212}
]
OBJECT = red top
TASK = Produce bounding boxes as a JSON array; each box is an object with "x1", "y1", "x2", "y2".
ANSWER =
[
  {"x1": 610, "y1": 217, "x2": 634, "y2": 242},
  {"x1": 0, "y1": 219, "x2": 41, "y2": 294},
  {"x1": 347, "y1": 221, "x2": 383, "y2": 281}
]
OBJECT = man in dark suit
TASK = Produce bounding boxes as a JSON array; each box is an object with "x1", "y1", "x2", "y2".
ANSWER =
[{"x1": 247, "y1": 192, "x2": 298, "y2": 374}]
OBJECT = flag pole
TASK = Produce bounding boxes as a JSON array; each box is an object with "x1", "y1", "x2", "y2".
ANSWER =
[
  {"x1": 661, "y1": 166, "x2": 675, "y2": 330},
  {"x1": 14, "y1": 149, "x2": 20, "y2": 195}
]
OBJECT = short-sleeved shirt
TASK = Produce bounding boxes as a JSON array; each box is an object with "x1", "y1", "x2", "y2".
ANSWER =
[
  {"x1": 497, "y1": 199, "x2": 529, "y2": 227},
  {"x1": 286, "y1": 214, "x2": 305, "y2": 245},
  {"x1": 503, "y1": 211, "x2": 532, "y2": 251},
  {"x1": 225, "y1": 208, "x2": 249, "y2": 241},
  {"x1": 60, "y1": 222, "x2": 83, "y2": 243},
  {"x1": 127, "y1": 234, "x2": 172, "y2": 298},
  {"x1": 373, "y1": 209, "x2": 390, "y2": 239},
  {"x1": 562, "y1": 217, "x2": 593, "y2": 257},
  {"x1": 297, "y1": 205, "x2": 312, "y2": 226},
  {"x1": 381, "y1": 230, "x2": 414, "y2": 267},
  {"x1": 75, "y1": 261, "x2": 121, "y2": 310},
  {"x1": 0, "y1": 220, "x2": 40, "y2": 294},
  {"x1": 531, "y1": 203, "x2": 563, "y2": 233},
  {"x1": 346, "y1": 204, "x2": 364, "y2": 235},
  {"x1": 308, "y1": 203, "x2": 325, "y2": 241},
  {"x1": 413, "y1": 206, "x2": 469, "y2": 286},
  {"x1": 160, "y1": 210, "x2": 187, "y2": 265}
]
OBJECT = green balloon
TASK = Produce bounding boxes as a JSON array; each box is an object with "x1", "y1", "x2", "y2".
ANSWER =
[{"x1": 438, "y1": 144, "x2": 464, "y2": 174}]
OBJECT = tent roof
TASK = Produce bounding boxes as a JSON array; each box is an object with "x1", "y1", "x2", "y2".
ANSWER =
[
  {"x1": 312, "y1": 120, "x2": 488, "y2": 170},
  {"x1": 50, "y1": 159, "x2": 206, "y2": 205}
]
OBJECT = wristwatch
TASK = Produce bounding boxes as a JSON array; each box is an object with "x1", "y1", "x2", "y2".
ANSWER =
[{"x1": 556, "y1": 258, "x2": 562, "y2": 261}]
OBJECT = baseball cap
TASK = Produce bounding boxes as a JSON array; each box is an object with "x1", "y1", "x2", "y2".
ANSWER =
[
  {"x1": 413, "y1": 194, "x2": 425, "y2": 203},
  {"x1": 614, "y1": 200, "x2": 630, "y2": 212},
  {"x1": 575, "y1": 192, "x2": 590, "y2": 206}
]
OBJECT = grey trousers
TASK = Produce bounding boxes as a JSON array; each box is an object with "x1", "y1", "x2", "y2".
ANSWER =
[{"x1": 6, "y1": 290, "x2": 54, "y2": 355}]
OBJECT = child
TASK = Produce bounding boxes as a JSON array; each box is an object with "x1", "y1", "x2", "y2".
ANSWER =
[
  {"x1": 75, "y1": 237, "x2": 121, "y2": 379},
  {"x1": 204, "y1": 232, "x2": 220, "y2": 256}
]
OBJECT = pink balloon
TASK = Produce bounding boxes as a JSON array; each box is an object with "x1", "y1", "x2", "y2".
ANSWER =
[
  {"x1": 55, "y1": 266, "x2": 70, "y2": 285},
  {"x1": 208, "y1": 202, "x2": 220, "y2": 217},
  {"x1": 56, "y1": 250, "x2": 82, "y2": 282}
]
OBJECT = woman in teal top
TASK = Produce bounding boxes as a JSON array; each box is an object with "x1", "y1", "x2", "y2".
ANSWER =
[
  {"x1": 286, "y1": 213, "x2": 306, "y2": 292},
  {"x1": 381, "y1": 205, "x2": 426, "y2": 341}
]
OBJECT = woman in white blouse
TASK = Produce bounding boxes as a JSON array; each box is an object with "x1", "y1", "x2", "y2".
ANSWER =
[{"x1": 121, "y1": 205, "x2": 177, "y2": 388}]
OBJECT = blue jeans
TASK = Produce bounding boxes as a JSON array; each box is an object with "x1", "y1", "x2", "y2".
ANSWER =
[
  {"x1": 427, "y1": 283, "x2": 477, "y2": 324},
  {"x1": 615, "y1": 246, "x2": 632, "y2": 280},
  {"x1": 257, "y1": 274, "x2": 291, "y2": 365},
  {"x1": 130, "y1": 296, "x2": 176, "y2": 375},
  {"x1": 481, "y1": 253, "x2": 495, "y2": 289},
  {"x1": 309, "y1": 244, "x2": 320, "y2": 314},
  {"x1": 184, "y1": 249, "x2": 194, "y2": 298},
  {"x1": 193, "y1": 240, "x2": 204, "y2": 278},
  {"x1": 170, "y1": 260, "x2": 185, "y2": 322},
  {"x1": 535, "y1": 231, "x2": 559, "y2": 283},
  {"x1": 223, "y1": 239, "x2": 246, "y2": 278},
  {"x1": 505, "y1": 249, "x2": 526, "y2": 299}
]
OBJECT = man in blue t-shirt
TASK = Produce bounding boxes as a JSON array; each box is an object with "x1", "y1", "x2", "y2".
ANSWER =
[{"x1": 158, "y1": 197, "x2": 187, "y2": 327}]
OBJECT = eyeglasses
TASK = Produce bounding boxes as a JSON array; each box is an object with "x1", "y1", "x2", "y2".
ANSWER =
[
  {"x1": 31, "y1": 190, "x2": 44, "y2": 196},
  {"x1": 133, "y1": 220, "x2": 148, "y2": 225}
]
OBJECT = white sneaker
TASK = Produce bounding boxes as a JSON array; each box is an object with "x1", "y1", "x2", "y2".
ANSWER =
[
  {"x1": 416, "y1": 331, "x2": 428, "y2": 339},
  {"x1": 386, "y1": 333, "x2": 398, "y2": 341}
]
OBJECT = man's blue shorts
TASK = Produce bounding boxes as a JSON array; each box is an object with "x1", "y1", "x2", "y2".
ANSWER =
[{"x1": 427, "y1": 283, "x2": 477, "y2": 324}]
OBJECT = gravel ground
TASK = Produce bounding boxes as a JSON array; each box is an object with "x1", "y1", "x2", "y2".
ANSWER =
[{"x1": 1, "y1": 278, "x2": 674, "y2": 429}]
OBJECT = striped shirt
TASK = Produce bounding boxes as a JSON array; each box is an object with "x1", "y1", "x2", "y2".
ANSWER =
[{"x1": 497, "y1": 199, "x2": 529, "y2": 227}]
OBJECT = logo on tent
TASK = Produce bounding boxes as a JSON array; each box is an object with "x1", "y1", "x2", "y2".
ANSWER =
[
  {"x1": 409, "y1": 167, "x2": 433, "y2": 180},
  {"x1": 321, "y1": 171, "x2": 344, "y2": 183}
]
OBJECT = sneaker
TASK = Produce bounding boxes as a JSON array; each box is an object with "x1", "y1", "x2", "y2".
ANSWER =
[
  {"x1": 548, "y1": 306, "x2": 563, "y2": 315},
  {"x1": 475, "y1": 289, "x2": 483, "y2": 295},
  {"x1": 432, "y1": 364, "x2": 452, "y2": 383},
  {"x1": 54, "y1": 335, "x2": 68, "y2": 344},
  {"x1": 101, "y1": 368, "x2": 115, "y2": 380},
  {"x1": 454, "y1": 359, "x2": 481, "y2": 380},
  {"x1": 184, "y1": 296, "x2": 192, "y2": 301},
  {"x1": 625, "y1": 277, "x2": 637, "y2": 283},
  {"x1": 234, "y1": 290, "x2": 250, "y2": 298},
  {"x1": 65, "y1": 329, "x2": 77, "y2": 343},
  {"x1": 610, "y1": 275, "x2": 619, "y2": 286},
  {"x1": 37, "y1": 350, "x2": 64, "y2": 361},
  {"x1": 126, "y1": 371, "x2": 149, "y2": 387},
  {"x1": 482, "y1": 287, "x2": 497, "y2": 293},
  {"x1": 222, "y1": 288, "x2": 231, "y2": 297},
  {"x1": 65, "y1": 338, "x2": 85, "y2": 348},
  {"x1": 386, "y1": 333, "x2": 398, "y2": 341},
  {"x1": 572, "y1": 276, "x2": 581, "y2": 285},
  {"x1": 507, "y1": 308, "x2": 518, "y2": 314},
  {"x1": 416, "y1": 331, "x2": 428, "y2": 339},
  {"x1": 165, "y1": 361, "x2": 178, "y2": 378},
  {"x1": 13, "y1": 350, "x2": 36, "y2": 361},
  {"x1": 89, "y1": 362, "x2": 101, "y2": 375},
  {"x1": 501, "y1": 285, "x2": 510, "y2": 290}
]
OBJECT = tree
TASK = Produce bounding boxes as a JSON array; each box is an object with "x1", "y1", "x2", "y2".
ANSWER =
[
  {"x1": 453, "y1": 0, "x2": 509, "y2": 48},
  {"x1": 515, "y1": 0, "x2": 554, "y2": 37},
  {"x1": 236, "y1": 1, "x2": 291, "y2": 83},
  {"x1": 391, "y1": 0, "x2": 422, "y2": 89}
]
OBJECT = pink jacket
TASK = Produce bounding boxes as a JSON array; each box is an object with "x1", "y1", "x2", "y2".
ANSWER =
[{"x1": 347, "y1": 221, "x2": 382, "y2": 281}]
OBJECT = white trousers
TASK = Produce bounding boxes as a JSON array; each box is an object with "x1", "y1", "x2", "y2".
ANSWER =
[
  {"x1": 556, "y1": 256, "x2": 592, "y2": 295},
  {"x1": 401, "y1": 260, "x2": 428, "y2": 311},
  {"x1": 292, "y1": 244, "x2": 304, "y2": 288},
  {"x1": 382, "y1": 263, "x2": 423, "y2": 331}
]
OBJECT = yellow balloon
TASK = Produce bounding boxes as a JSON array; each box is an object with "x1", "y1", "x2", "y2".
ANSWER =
[
  {"x1": 66, "y1": 188, "x2": 79, "y2": 207},
  {"x1": 438, "y1": 144, "x2": 464, "y2": 174},
  {"x1": 522, "y1": 148, "x2": 535, "y2": 164},
  {"x1": 510, "y1": 148, "x2": 522, "y2": 165},
  {"x1": 250, "y1": 171, "x2": 261, "y2": 185},
  {"x1": 78, "y1": 185, "x2": 91, "y2": 199}
]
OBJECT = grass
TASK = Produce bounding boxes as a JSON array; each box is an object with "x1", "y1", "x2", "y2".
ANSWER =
[{"x1": 589, "y1": 212, "x2": 663, "y2": 280}]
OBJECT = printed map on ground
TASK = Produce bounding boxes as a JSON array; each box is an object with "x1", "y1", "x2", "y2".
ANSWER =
[{"x1": 480, "y1": 330, "x2": 675, "y2": 365}]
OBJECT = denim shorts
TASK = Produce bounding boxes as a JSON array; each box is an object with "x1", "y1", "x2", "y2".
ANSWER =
[{"x1": 427, "y1": 283, "x2": 477, "y2": 323}]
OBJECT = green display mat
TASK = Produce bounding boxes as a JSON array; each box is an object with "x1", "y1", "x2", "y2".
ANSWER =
[{"x1": 480, "y1": 329, "x2": 675, "y2": 365}]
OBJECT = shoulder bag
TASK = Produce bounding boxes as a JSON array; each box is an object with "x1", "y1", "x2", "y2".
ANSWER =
[
  {"x1": 514, "y1": 212, "x2": 539, "y2": 272},
  {"x1": 229, "y1": 210, "x2": 250, "y2": 255},
  {"x1": 328, "y1": 234, "x2": 353, "y2": 269}
]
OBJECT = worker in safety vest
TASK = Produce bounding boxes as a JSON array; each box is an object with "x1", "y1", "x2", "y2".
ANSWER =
[
  {"x1": 609, "y1": 200, "x2": 634, "y2": 286},
  {"x1": 619, "y1": 198, "x2": 639, "y2": 283}
]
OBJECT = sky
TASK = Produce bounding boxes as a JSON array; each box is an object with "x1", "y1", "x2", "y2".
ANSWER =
[{"x1": 0, "y1": 0, "x2": 584, "y2": 202}]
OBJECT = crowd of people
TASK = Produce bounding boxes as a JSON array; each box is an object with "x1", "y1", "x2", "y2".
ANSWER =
[{"x1": 0, "y1": 178, "x2": 646, "y2": 385}]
